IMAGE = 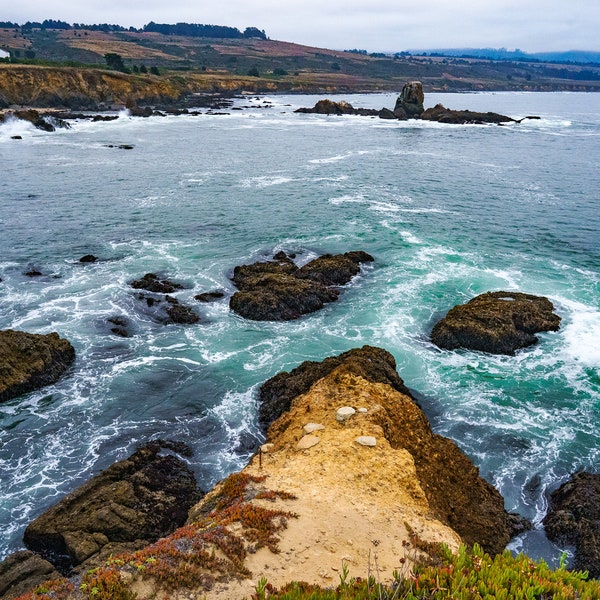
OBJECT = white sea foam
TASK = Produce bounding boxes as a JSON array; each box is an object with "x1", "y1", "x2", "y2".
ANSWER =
[
  {"x1": 239, "y1": 175, "x2": 295, "y2": 188},
  {"x1": 559, "y1": 300, "x2": 600, "y2": 367}
]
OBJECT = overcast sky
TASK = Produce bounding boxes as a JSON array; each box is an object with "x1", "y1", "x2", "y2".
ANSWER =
[{"x1": 4, "y1": 0, "x2": 599, "y2": 53}]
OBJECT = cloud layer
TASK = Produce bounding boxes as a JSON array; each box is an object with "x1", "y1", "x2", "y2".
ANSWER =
[{"x1": 4, "y1": 0, "x2": 599, "y2": 52}]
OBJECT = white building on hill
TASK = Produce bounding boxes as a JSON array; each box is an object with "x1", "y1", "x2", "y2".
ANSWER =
[{"x1": 0, "y1": 49, "x2": 9, "y2": 59}]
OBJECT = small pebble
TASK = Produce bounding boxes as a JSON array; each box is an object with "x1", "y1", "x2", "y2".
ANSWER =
[
  {"x1": 336, "y1": 406, "x2": 356, "y2": 423},
  {"x1": 355, "y1": 436, "x2": 377, "y2": 447},
  {"x1": 304, "y1": 423, "x2": 325, "y2": 433},
  {"x1": 297, "y1": 435, "x2": 320, "y2": 450}
]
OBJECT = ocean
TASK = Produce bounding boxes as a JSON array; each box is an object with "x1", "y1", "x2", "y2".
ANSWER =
[{"x1": 0, "y1": 91, "x2": 598, "y2": 566}]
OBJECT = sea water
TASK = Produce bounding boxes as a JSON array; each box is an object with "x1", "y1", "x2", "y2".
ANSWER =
[{"x1": 0, "y1": 92, "x2": 599, "y2": 566}]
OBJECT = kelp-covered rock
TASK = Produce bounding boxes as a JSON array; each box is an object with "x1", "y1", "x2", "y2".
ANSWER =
[
  {"x1": 544, "y1": 472, "x2": 600, "y2": 577},
  {"x1": 431, "y1": 291, "x2": 561, "y2": 355},
  {"x1": 23, "y1": 440, "x2": 201, "y2": 573},
  {"x1": 0, "y1": 550, "x2": 60, "y2": 600},
  {"x1": 0, "y1": 330, "x2": 75, "y2": 403},
  {"x1": 260, "y1": 345, "x2": 527, "y2": 557},
  {"x1": 229, "y1": 251, "x2": 373, "y2": 321}
]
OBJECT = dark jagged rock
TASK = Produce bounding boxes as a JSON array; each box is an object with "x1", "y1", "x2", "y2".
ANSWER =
[
  {"x1": 229, "y1": 251, "x2": 373, "y2": 321},
  {"x1": 24, "y1": 269, "x2": 43, "y2": 277},
  {"x1": 106, "y1": 316, "x2": 132, "y2": 338},
  {"x1": 296, "y1": 251, "x2": 374, "y2": 286},
  {"x1": 230, "y1": 273, "x2": 338, "y2": 321},
  {"x1": 378, "y1": 107, "x2": 396, "y2": 119},
  {"x1": 421, "y1": 103, "x2": 514, "y2": 124},
  {"x1": 295, "y1": 99, "x2": 378, "y2": 116},
  {"x1": 10, "y1": 135, "x2": 22, "y2": 140},
  {"x1": 262, "y1": 346, "x2": 528, "y2": 556},
  {"x1": 130, "y1": 273, "x2": 183, "y2": 294},
  {"x1": 544, "y1": 472, "x2": 600, "y2": 577},
  {"x1": 164, "y1": 298, "x2": 200, "y2": 324},
  {"x1": 0, "y1": 550, "x2": 60, "y2": 600},
  {"x1": 78, "y1": 254, "x2": 97, "y2": 263},
  {"x1": 23, "y1": 440, "x2": 201, "y2": 573},
  {"x1": 194, "y1": 291, "x2": 225, "y2": 302},
  {"x1": 431, "y1": 291, "x2": 561, "y2": 355},
  {"x1": 0, "y1": 110, "x2": 71, "y2": 132},
  {"x1": 259, "y1": 345, "x2": 410, "y2": 431},
  {"x1": 393, "y1": 80, "x2": 424, "y2": 118},
  {"x1": 0, "y1": 330, "x2": 76, "y2": 403}
]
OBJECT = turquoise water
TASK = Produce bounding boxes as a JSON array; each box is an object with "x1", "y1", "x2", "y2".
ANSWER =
[{"x1": 0, "y1": 92, "x2": 599, "y2": 564}]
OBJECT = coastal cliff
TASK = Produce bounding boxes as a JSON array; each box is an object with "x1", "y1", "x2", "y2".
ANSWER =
[{"x1": 0, "y1": 65, "x2": 277, "y2": 109}]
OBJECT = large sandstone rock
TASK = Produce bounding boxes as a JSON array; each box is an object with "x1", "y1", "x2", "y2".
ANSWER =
[
  {"x1": 0, "y1": 330, "x2": 76, "y2": 403},
  {"x1": 23, "y1": 440, "x2": 201, "y2": 573},
  {"x1": 431, "y1": 291, "x2": 561, "y2": 355},
  {"x1": 261, "y1": 346, "x2": 528, "y2": 556},
  {"x1": 544, "y1": 472, "x2": 600, "y2": 577},
  {"x1": 229, "y1": 251, "x2": 373, "y2": 321},
  {"x1": 0, "y1": 551, "x2": 60, "y2": 600}
]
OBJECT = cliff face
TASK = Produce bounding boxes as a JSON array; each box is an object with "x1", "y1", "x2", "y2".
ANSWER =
[{"x1": 0, "y1": 65, "x2": 278, "y2": 109}]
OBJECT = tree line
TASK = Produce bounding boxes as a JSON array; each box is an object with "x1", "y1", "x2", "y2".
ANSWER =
[{"x1": 0, "y1": 19, "x2": 267, "y2": 39}]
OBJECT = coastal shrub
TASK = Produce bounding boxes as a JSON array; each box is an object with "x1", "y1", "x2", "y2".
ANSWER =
[{"x1": 252, "y1": 544, "x2": 600, "y2": 599}]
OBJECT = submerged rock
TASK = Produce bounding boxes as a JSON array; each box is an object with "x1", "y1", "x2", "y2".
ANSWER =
[
  {"x1": 431, "y1": 291, "x2": 561, "y2": 355},
  {"x1": 130, "y1": 273, "x2": 184, "y2": 294},
  {"x1": 23, "y1": 440, "x2": 201, "y2": 573},
  {"x1": 544, "y1": 472, "x2": 600, "y2": 577},
  {"x1": 0, "y1": 330, "x2": 75, "y2": 403},
  {"x1": 229, "y1": 251, "x2": 373, "y2": 321}
]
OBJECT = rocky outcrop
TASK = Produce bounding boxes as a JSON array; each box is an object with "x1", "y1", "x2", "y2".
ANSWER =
[
  {"x1": 0, "y1": 330, "x2": 76, "y2": 403},
  {"x1": 130, "y1": 273, "x2": 184, "y2": 294},
  {"x1": 431, "y1": 291, "x2": 561, "y2": 355},
  {"x1": 23, "y1": 440, "x2": 201, "y2": 573},
  {"x1": 393, "y1": 80, "x2": 425, "y2": 118},
  {"x1": 0, "y1": 109, "x2": 71, "y2": 132},
  {"x1": 544, "y1": 472, "x2": 600, "y2": 577},
  {"x1": 421, "y1": 104, "x2": 514, "y2": 124},
  {"x1": 295, "y1": 80, "x2": 534, "y2": 125},
  {"x1": 229, "y1": 251, "x2": 373, "y2": 321},
  {"x1": 295, "y1": 99, "x2": 378, "y2": 116},
  {"x1": 0, "y1": 551, "x2": 60, "y2": 600},
  {"x1": 130, "y1": 274, "x2": 200, "y2": 324}
]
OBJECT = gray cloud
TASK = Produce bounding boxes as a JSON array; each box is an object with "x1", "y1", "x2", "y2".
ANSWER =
[{"x1": 4, "y1": 0, "x2": 599, "y2": 52}]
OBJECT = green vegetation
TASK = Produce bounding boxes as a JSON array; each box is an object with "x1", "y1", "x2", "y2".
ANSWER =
[{"x1": 252, "y1": 545, "x2": 600, "y2": 600}]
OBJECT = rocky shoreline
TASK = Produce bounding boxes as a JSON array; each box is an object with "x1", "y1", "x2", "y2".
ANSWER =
[
  {"x1": 1, "y1": 80, "x2": 542, "y2": 136},
  {"x1": 1, "y1": 243, "x2": 594, "y2": 598},
  {"x1": 1, "y1": 345, "x2": 531, "y2": 599}
]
